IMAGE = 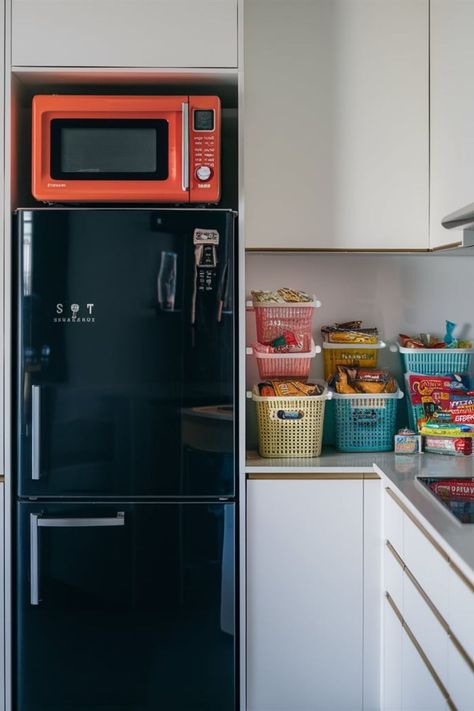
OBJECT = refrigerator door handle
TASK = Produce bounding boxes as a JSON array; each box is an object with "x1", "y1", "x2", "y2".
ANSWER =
[
  {"x1": 31, "y1": 385, "x2": 41, "y2": 480},
  {"x1": 30, "y1": 512, "x2": 125, "y2": 605}
]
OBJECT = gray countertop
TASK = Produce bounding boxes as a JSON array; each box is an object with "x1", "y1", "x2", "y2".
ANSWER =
[{"x1": 246, "y1": 448, "x2": 474, "y2": 583}]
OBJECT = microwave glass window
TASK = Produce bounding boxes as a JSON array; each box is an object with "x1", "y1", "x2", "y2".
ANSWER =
[
  {"x1": 194, "y1": 110, "x2": 214, "y2": 131},
  {"x1": 51, "y1": 119, "x2": 169, "y2": 181}
]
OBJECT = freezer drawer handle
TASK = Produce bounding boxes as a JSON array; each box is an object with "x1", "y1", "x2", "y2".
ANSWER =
[
  {"x1": 30, "y1": 512, "x2": 125, "y2": 605},
  {"x1": 31, "y1": 385, "x2": 41, "y2": 480}
]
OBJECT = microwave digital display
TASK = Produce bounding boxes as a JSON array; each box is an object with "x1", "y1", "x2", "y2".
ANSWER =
[
  {"x1": 51, "y1": 119, "x2": 169, "y2": 181},
  {"x1": 194, "y1": 110, "x2": 214, "y2": 131}
]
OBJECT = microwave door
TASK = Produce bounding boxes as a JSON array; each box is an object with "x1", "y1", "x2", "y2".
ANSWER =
[{"x1": 16, "y1": 209, "x2": 235, "y2": 499}]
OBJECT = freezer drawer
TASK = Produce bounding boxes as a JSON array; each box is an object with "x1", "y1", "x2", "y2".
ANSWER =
[{"x1": 16, "y1": 501, "x2": 236, "y2": 711}]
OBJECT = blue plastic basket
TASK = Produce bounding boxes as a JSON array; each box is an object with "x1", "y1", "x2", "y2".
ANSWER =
[
  {"x1": 332, "y1": 390, "x2": 403, "y2": 452},
  {"x1": 398, "y1": 345, "x2": 473, "y2": 375}
]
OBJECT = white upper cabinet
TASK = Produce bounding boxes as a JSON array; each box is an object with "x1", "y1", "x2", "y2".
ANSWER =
[
  {"x1": 244, "y1": 0, "x2": 429, "y2": 250},
  {"x1": 430, "y1": 0, "x2": 474, "y2": 249},
  {"x1": 12, "y1": 0, "x2": 238, "y2": 68}
]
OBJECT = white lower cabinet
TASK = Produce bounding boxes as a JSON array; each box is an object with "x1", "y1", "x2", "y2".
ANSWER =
[
  {"x1": 246, "y1": 476, "x2": 366, "y2": 711},
  {"x1": 382, "y1": 487, "x2": 474, "y2": 711},
  {"x1": 0, "y1": 483, "x2": 4, "y2": 711}
]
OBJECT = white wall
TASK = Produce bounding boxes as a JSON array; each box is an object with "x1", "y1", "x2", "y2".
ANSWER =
[{"x1": 245, "y1": 252, "x2": 474, "y2": 447}]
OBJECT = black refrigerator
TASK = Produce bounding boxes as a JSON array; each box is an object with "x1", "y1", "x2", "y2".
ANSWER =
[{"x1": 14, "y1": 208, "x2": 237, "y2": 711}]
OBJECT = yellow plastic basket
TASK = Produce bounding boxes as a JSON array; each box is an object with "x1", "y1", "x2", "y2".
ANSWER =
[
  {"x1": 322, "y1": 341, "x2": 386, "y2": 380},
  {"x1": 252, "y1": 383, "x2": 329, "y2": 458}
]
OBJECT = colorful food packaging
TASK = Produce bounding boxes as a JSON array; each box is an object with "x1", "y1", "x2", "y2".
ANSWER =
[
  {"x1": 429, "y1": 479, "x2": 474, "y2": 499},
  {"x1": 258, "y1": 380, "x2": 324, "y2": 397},
  {"x1": 406, "y1": 374, "x2": 470, "y2": 406},
  {"x1": 321, "y1": 321, "x2": 379, "y2": 344},
  {"x1": 332, "y1": 366, "x2": 398, "y2": 394},
  {"x1": 251, "y1": 288, "x2": 313, "y2": 304},
  {"x1": 399, "y1": 322, "x2": 472, "y2": 349},
  {"x1": 394, "y1": 428, "x2": 422, "y2": 455},
  {"x1": 423, "y1": 436, "x2": 473, "y2": 456}
]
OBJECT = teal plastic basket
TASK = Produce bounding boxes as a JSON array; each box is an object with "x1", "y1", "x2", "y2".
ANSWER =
[
  {"x1": 332, "y1": 390, "x2": 403, "y2": 452},
  {"x1": 398, "y1": 345, "x2": 473, "y2": 375}
]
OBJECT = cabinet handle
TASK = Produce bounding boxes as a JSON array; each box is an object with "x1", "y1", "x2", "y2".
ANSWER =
[
  {"x1": 385, "y1": 592, "x2": 458, "y2": 711},
  {"x1": 182, "y1": 102, "x2": 189, "y2": 192},
  {"x1": 386, "y1": 540, "x2": 474, "y2": 674},
  {"x1": 31, "y1": 385, "x2": 41, "y2": 480},
  {"x1": 385, "y1": 487, "x2": 474, "y2": 594},
  {"x1": 247, "y1": 472, "x2": 379, "y2": 480},
  {"x1": 30, "y1": 512, "x2": 125, "y2": 605}
]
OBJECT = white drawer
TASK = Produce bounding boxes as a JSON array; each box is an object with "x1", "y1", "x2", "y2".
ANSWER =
[
  {"x1": 384, "y1": 540, "x2": 403, "y2": 606},
  {"x1": 383, "y1": 594, "x2": 403, "y2": 711},
  {"x1": 402, "y1": 509, "x2": 450, "y2": 622},
  {"x1": 447, "y1": 635, "x2": 474, "y2": 711},
  {"x1": 448, "y1": 564, "x2": 474, "y2": 665},
  {"x1": 384, "y1": 488, "x2": 404, "y2": 555},
  {"x1": 403, "y1": 566, "x2": 449, "y2": 690}
]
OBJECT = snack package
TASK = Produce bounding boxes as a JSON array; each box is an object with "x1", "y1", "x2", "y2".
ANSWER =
[
  {"x1": 430, "y1": 479, "x2": 474, "y2": 499},
  {"x1": 321, "y1": 321, "x2": 379, "y2": 344},
  {"x1": 406, "y1": 374, "x2": 471, "y2": 406},
  {"x1": 257, "y1": 380, "x2": 324, "y2": 397},
  {"x1": 423, "y1": 436, "x2": 473, "y2": 456},
  {"x1": 333, "y1": 366, "x2": 397, "y2": 394},
  {"x1": 399, "y1": 322, "x2": 472, "y2": 350},
  {"x1": 251, "y1": 288, "x2": 313, "y2": 304},
  {"x1": 394, "y1": 429, "x2": 422, "y2": 455}
]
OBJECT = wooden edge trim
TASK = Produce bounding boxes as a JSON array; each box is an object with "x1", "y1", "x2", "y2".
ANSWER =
[
  {"x1": 385, "y1": 593, "x2": 458, "y2": 711},
  {"x1": 430, "y1": 242, "x2": 463, "y2": 252},
  {"x1": 386, "y1": 541, "x2": 474, "y2": 674},
  {"x1": 245, "y1": 247, "x2": 431, "y2": 254},
  {"x1": 0, "y1": 475, "x2": 4, "y2": 484},
  {"x1": 247, "y1": 472, "x2": 368, "y2": 480},
  {"x1": 385, "y1": 487, "x2": 474, "y2": 594}
]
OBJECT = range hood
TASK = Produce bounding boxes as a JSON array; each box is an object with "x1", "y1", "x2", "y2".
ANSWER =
[
  {"x1": 438, "y1": 202, "x2": 474, "y2": 251},
  {"x1": 442, "y1": 202, "x2": 474, "y2": 230}
]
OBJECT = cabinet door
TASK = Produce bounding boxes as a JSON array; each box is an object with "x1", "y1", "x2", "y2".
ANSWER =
[
  {"x1": 0, "y1": 485, "x2": 4, "y2": 711},
  {"x1": 246, "y1": 477, "x2": 363, "y2": 711},
  {"x1": 244, "y1": 0, "x2": 429, "y2": 250},
  {"x1": 430, "y1": 0, "x2": 474, "y2": 249},
  {"x1": 12, "y1": 0, "x2": 238, "y2": 68},
  {"x1": 401, "y1": 622, "x2": 448, "y2": 711}
]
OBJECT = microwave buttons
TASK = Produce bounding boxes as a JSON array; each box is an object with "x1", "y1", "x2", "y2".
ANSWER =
[{"x1": 196, "y1": 165, "x2": 213, "y2": 181}]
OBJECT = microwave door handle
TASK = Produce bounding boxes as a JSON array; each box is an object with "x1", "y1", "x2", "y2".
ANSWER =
[
  {"x1": 182, "y1": 102, "x2": 189, "y2": 192},
  {"x1": 31, "y1": 385, "x2": 41, "y2": 480},
  {"x1": 30, "y1": 512, "x2": 125, "y2": 605}
]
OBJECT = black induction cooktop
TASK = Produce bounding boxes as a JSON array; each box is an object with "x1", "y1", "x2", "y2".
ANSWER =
[{"x1": 417, "y1": 477, "x2": 474, "y2": 524}]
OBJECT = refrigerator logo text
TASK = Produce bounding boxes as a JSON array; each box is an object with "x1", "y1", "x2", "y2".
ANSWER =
[{"x1": 54, "y1": 303, "x2": 95, "y2": 324}]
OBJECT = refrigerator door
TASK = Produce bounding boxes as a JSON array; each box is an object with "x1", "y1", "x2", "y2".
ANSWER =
[
  {"x1": 16, "y1": 501, "x2": 236, "y2": 711},
  {"x1": 16, "y1": 209, "x2": 236, "y2": 498}
]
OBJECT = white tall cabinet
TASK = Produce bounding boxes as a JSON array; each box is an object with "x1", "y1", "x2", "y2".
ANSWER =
[
  {"x1": 246, "y1": 475, "x2": 379, "y2": 711},
  {"x1": 12, "y1": 0, "x2": 238, "y2": 68},
  {"x1": 243, "y1": 0, "x2": 429, "y2": 250},
  {"x1": 430, "y1": 0, "x2": 474, "y2": 249}
]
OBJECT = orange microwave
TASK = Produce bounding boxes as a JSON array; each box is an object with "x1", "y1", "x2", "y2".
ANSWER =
[{"x1": 32, "y1": 94, "x2": 221, "y2": 203}]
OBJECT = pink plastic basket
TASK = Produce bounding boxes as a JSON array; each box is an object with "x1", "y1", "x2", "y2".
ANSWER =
[
  {"x1": 252, "y1": 299, "x2": 318, "y2": 352},
  {"x1": 252, "y1": 341, "x2": 320, "y2": 380}
]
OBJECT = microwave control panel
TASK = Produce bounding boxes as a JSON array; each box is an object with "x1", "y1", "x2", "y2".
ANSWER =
[{"x1": 189, "y1": 97, "x2": 221, "y2": 203}]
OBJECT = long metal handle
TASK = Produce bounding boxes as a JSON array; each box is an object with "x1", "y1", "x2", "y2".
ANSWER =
[
  {"x1": 30, "y1": 512, "x2": 125, "y2": 605},
  {"x1": 182, "y1": 101, "x2": 189, "y2": 192},
  {"x1": 31, "y1": 385, "x2": 41, "y2": 480}
]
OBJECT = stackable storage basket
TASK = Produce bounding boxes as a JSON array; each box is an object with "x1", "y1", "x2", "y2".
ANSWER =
[
  {"x1": 252, "y1": 383, "x2": 329, "y2": 458},
  {"x1": 250, "y1": 340, "x2": 321, "y2": 380},
  {"x1": 322, "y1": 341, "x2": 386, "y2": 379},
  {"x1": 251, "y1": 297, "x2": 320, "y2": 352},
  {"x1": 332, "y1": 390, "x2": 403, "y2": 452},
  {"x1": 397, "y1": 345, "x2": 474, "y2": 375}
]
